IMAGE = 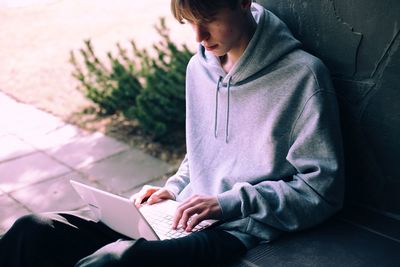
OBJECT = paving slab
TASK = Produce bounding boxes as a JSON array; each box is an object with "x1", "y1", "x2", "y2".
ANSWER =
[
  {"x1": 0, "y1": 91, "x2": 16, "y2": 102},
  {"x1": 0, "y1": 194, "x2": 30, "y2": 234},
  {"x1": 0, "y1": 92, "x2": 18, "y2": 108},
  {"x1": 0, "y1": 102, "x2": 65, "y2": 137},
  {"x1": 19, "y1": 124, "x2": 86, "y2": 150},
  {"x1": 0, "y1": 131, "x2": 8, "y2": 139},
  {"x1": 81, "y1": 149, "x2": 171, "y2": 195},
  {"x1": 20, "y1": 124, "x2": 130, "y2": 168},
  {"x1": 45, "y1": 131, "x2": 130, "y2": 169},
  {"x1": 0, "y1": 151, "x2": 72, "y2": 193},
  {"x1": 0, "y1": 92, "x2": 18, "y2": 136},
  {"x1": 0, "y1": 0, "x2": 58, "y2": 8},
  {"x1": 10, "y1": 171, "x2": 96, "y2": 213},
  {"x1": 0, "y1": 134, "x2": 36, "y2": 163}
]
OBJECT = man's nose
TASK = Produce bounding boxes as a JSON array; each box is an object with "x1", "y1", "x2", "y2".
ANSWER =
[{"x1": 192, "y1": 24, "x2": 209, "y2": 43}]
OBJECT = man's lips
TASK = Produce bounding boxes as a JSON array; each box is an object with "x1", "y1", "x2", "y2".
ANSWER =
[{"x1": 204, "y1": 44, "x2": 218, "y2": 51}]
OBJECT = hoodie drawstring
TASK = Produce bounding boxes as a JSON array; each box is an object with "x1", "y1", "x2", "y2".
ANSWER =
[
  {"x1": 226, "y1": 77, "x2": 232, "y2": 143},
  {"x1": 214, "y1": 76, "x2": 232, "y2": 143},
  {"x1": 214, "y1": 76, "x2": 222, "y2": 138}
]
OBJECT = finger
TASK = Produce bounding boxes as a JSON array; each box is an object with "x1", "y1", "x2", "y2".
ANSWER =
[
  {"x1": 180, "y1": 206, "x2": 199, "y2": 229},
  {"x1": 134, "y1": 195, "x2": 147, "y2": 207},
  {"x1": 131, "y1": 186, "x2": 157, "y2": 207},
  {"x1": 172, "y1": 207, "x2": 183, "y2": 229},
  {"x1": 147, "y1": 191, "x2": 162, "y2": 204},
  {"x1": 172, "y1": 200, "x2": 194, "y2": 228},
  {"x1": 172, "y1": 204, "x2": 189, "y2": 229},
  {"x1": 172, "y1": 196, "x2": 201, "y2": 229},
  {"x1": 134, "y1": 191, "x2": 150, "y2": 207},
  {"x1": 147, "y1": 189, "x2": 171, "y2": 204},
  {"x1": 185, "y1": 212, "x2": 207, "y2": 232},
  {"x1": 129, "y1": 192, "x2": 143, "y2": 207}
]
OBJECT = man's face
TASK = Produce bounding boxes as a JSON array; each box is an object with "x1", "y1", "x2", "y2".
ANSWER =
[{"x1": 188, "y1": 6, "x2": 246, "y2": 57}]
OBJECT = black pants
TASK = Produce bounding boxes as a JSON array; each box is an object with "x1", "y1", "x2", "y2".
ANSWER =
[{"x1": 0, "y1": 212, "x2": 246, "y2": 267}]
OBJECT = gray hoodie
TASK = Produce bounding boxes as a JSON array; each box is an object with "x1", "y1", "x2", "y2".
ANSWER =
[{"x1": 165, "y1": 3, "x2": 344, "y2": 248}]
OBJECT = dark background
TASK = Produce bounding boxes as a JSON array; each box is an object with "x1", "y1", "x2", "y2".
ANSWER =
[{"x1": 258, "y1": 0, "x2": 400, "y2": 216}]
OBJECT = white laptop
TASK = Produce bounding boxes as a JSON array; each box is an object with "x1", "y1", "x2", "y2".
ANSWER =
[{"x1": 70, "y1": 180, "x2": 218, "y2": 240}]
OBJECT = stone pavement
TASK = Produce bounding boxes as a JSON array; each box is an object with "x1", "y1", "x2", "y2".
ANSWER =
[{"x1": 0, "y1": 91, "x2": 172, "y2": 235}]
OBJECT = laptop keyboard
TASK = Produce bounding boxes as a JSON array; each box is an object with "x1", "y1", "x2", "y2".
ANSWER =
[{"x1": 141, "y1": 207, "x2": 210, "y2": 239}]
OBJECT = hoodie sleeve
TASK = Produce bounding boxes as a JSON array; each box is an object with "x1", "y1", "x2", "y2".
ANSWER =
[
  {"x1": 217, "y1": 89, "x2": 345, "y2": 232},
  {"x1": 164, "y1": 155, "x2": 190, "y2": 199}
]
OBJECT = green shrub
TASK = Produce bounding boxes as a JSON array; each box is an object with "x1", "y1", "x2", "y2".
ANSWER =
[
  {"x1": 70, "y1": 40, "x2": 142, "y2": 115},
  {"x1": 70, "y1": 18, "x2": 193, "y2": 143},
  {"x1": 128, "y1": 18, "x2": 193, "y2": 141}
]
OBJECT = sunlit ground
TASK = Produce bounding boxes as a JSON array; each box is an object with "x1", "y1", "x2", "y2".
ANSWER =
[
  {"x1": 0, "y1": 92, "x2": 171, "y2": 234},
  {"x1": 0, "y1": 0, "x2": 195, "y2": 118},
  {"x1": 0, "y1": 0, "x2": 58, "y2": 8},
  {"x1": 0, "y1": 0, "x2": 192, "y2": 234}
]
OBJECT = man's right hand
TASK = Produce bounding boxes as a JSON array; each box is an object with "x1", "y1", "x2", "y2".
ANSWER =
[{"x1": 130, "y1": 185, "x2": 175, "y2": 208}]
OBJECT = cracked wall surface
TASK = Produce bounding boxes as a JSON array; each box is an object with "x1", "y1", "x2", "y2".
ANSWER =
[{"x1": 259, "y1": 0, "x2": 400, "y2": 215}]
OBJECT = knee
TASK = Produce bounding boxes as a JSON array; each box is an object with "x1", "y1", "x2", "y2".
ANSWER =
[
  {"x1": 10, "y1": 214, "x2": 54, "y2": 242},
  {"x1": 13, "y1": 213, "x2": 50, "y2": 229},
  {"x1": 75, "y1": 240, "x2": 135, "y2": 267},
  {"x1": 75, "y1": 253, "x2": 120, "y2": 267}
]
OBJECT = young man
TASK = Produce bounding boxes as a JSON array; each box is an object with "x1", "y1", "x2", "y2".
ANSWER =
[{"x1": 0, "y1": 0, "x2": 344, "y2": 266}]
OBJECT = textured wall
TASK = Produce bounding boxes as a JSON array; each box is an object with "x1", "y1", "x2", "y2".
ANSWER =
[{"x1": 258, "y1": 0, "x2": 400, "y2": 215}]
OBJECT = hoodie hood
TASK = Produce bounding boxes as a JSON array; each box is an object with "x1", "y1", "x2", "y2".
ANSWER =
[{"x1": 198, "y1": 2, "x2": 301, "y2": 84}]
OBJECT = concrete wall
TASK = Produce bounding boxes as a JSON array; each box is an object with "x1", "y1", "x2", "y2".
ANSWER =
[{"x1": 258, "y1": 0, "x2": 400, "y2": 215}]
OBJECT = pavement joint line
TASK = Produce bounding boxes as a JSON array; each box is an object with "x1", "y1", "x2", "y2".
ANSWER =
[
  {"x1": 13, "y1": 140, "x2": 78, "y2": 172},
  {"x1": 21, "y1": 143, "x2": 105, "y2": 175},
  {"x1": 3, "y1": 192, "x2": 33, "y2": 213},
  {"x1": 2, "y1": 168, "x2": 75, "y2": 195},
  {"x1": 17, "y1": 122, "x2": 69, "y2": 140},
  {"x1": 8, "y1": 112, "x2": 133, "y2": 174},
  {"x1": 0, "y1": 91, "x2": 67, "y2": 124},
  {"x1": 33, "y1": 149, "x2": 76, "y2": 174},
  {"x1": 24, "y1": 122, "x2": 69, "y2": 137},
  {"x1": 33, "y1": 148, "x2": 82, "y2": 172},
  {"x1": 22, "y1": 131, "x2": 132, "y2": 173},
  {"x1": 0, "y1": 136, "x2": 130, "y2": 179},
  {"x1": 0, "y1": 134, "x2": 39, "y2": 164},
  {"x1": 0, "y1": 150, "x2": 38, "y2": 165},
  {"x1": 73, "y1": 148, "x2": 132, "y2": 170},
  {"x1": 67, "y1": 171, "x2": 107, "y2": 191},
  {"x1": 7, "y1": 172, "x2": 93, "y2": 214},
  {"x1": 0, "y1": 148, "x2": 77, "y2": 179}
]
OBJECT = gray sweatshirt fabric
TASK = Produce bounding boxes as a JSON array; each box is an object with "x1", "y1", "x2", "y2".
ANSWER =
[{"x1": 164, "y1": 3, "x2": 344, "y2": 249}]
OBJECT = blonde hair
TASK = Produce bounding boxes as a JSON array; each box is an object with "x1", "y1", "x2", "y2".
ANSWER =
[{"x1": 171, "y1": 0, "x2": 240, "y2": 24}]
